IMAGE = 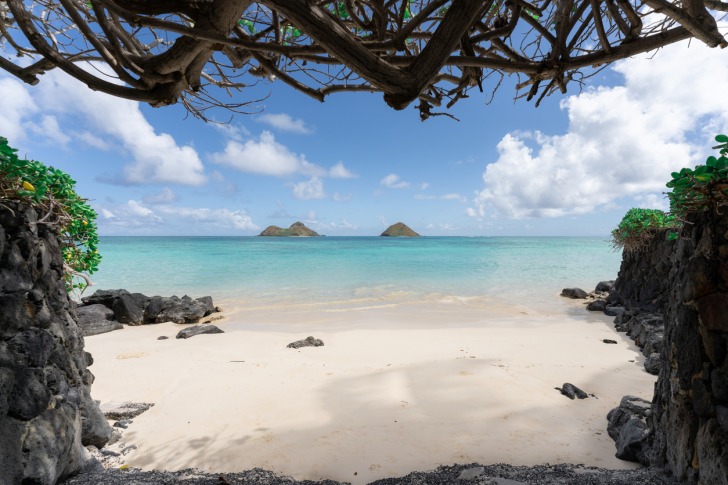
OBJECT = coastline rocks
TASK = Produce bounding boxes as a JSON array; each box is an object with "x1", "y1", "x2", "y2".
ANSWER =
[
  {"x1": 586, "y1": 300, "x2": 607, "y2": 312},
  {"x1": 100, "y1": 402, "x2": 154, "y2": 421},
  {"x1": 595, "y1": 280, "x2": 616, "y2": 293},
  {"x1": 380, "y1": 222, "x2": 419, "y2": 237},
  {"x1": 287, "y1": 336, "x2": 324, "y2": 349},
  {"x1": 0, "y1": 201, "x2": 111, "y2": 484},
  {"x1": 59, "y1": 462, "x2": 678, "y2": 485},
  {"x1": 604, "y1": 306, "x2": 625, "y2": 317},
  {"x1": 259, "y1": 221, "x2": 320, "y2": 237},
  {"x1": 76, "y1": 305, "x2": 123, "y2": 337},
  {"x1": 607, "y1": 395, "x2": 652, "y2": 464},
  {"x1": 80, "y1": 290, "x2": 219, "y2": 328},
  {"x1": 560, "y1": 288, "x2": 588, "y2": 299},
  {"x1": 176, "y1": 324, "x2": 224, "y2": 339}
]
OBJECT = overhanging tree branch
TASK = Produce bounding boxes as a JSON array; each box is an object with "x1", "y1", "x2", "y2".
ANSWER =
[{"x1": 0, "y1": 0, "x2": 725, "y2": 119}]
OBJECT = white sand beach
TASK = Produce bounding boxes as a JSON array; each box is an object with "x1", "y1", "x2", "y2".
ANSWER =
[{"x1": 84, "y1": 297, "x2": 655, "y2": 484}]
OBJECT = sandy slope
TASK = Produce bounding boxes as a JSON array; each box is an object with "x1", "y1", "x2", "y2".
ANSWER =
[{"x1": 84, "y1": 298, "x2": 654, "y2": 485}]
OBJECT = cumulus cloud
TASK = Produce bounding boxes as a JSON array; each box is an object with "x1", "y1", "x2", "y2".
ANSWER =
[
  {"x1": 468, "y1": 38, "x2": 728, "y2": 219},
  {"x1": 96, "y1": 200, "x2": 163, "y2": 230},
  {"x1": 27, "y1": 115, "x2": 71, "y2": 147},
  {"x1": 329, "y1": 161, "x2": 357, "y2": 179},
  {"x1": 156, "y1": 206, "x2": 258, "y2": 231},
  {"x1": 0, "y1": 69, "x2": 206, "y2": 186},
  {"x1": 380, "y1": 173, "x2": 410, "y2": 189},
  {"x1": 292, "y1": 176, "x2": 326, "y2": 200},
  {"x1": 97, "y1": 200, "x2": 258, "y2": 232},
  {"x1": 210, "y1": 131, "x2": 325, "y2": 177},
  {"x1": 143, "y1": 188, "x2": 177, "y2": 204},
  {"x1": 0, "y1": 77, "x2": 38, "y2": 142},
  {"x1": 257, "y1": 113, "x2": 312, "y2": 134}
]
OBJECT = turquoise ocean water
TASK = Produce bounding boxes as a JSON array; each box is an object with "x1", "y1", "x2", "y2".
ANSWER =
[{"x1": 90, "y1": 237, "x2": 621, "y2": 310}]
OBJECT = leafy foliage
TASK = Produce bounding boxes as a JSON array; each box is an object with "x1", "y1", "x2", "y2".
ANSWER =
[
  {"x1": 611, "y1": 208, "x2": 678, "y2": 253},
  {"x1": 667, "y1": 135, "x2": 728, "y2": 217},
  {"x1": 0, "y1": 137, "x2": 100, "y2": 292}
]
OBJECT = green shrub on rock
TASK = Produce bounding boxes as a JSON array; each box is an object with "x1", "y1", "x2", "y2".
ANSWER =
[
  {"x1": 667, "y1": 134, "x2": 728, "y2": 217},
  {"x1": 611, "y1": 208, "x2": 678, "y2": 253},
  {"x1": 0, "y1": 136, "x2": 100, "y2": 292}
]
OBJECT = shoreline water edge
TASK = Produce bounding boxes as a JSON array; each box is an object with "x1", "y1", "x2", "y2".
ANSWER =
[{"x1": 59, "y1": 277, "x2": 679, "y2": 485}]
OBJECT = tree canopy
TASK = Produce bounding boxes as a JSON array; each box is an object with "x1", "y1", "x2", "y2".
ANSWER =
[{"x1": 1, "y1": 0, "x2": 726, "y2": 120}]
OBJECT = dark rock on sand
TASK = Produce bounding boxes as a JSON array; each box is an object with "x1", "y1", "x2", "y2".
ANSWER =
[
  {"x1": 151, "y1": 295, "x2": 213, "y2": 324},
  {"x1": 560, "y1": 288, "x2": 588, "y2": 299},
  {"x1": 557, "y1": 383, "x2": 589, "y2": 400},
  {"x1": 82, "y1": 290, "x2": 218, "y2": 325},
  {"x1": 607, "y1": 395, "x2": 652, "y2": 464},
  {"x1": 603, "y1": 339, "x2": 618, "y2": 344},
  {"x1": 287, "y1": 336, "x2": 324, "y2": 349},
  {"x1": 595, "y1": 280, "x2": 616, "y2": 293},
  {"x1": 76, "y1": 304, "x2": 123, "y2": 337},
  {"x1": 112, "y1": 420, "x2": 131, "y2": 429},
  {"x1": 157, "y1": 336, "x2": 168, "y2": 340},
  {"x1": 176, "y1": 324, "x2": 224, "y2": 339},
  {"x1": 111, "y1": 293, "x2": 148, "y2": 325},
  {"x1": 587, "y1": 300, "x2": 607, "y2": 312},
  {"x1": 100, "y1": 402, "x2": 154, "y2": 421}
]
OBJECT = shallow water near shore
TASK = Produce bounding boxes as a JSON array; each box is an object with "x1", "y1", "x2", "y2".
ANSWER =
[{"x1": 92, "y1": 236, "x2": 620, "y2": 313}]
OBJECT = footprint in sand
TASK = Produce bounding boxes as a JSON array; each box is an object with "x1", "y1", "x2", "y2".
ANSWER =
[{"x1": 116, "y1": 352, "x2": 147, "y2": 360}]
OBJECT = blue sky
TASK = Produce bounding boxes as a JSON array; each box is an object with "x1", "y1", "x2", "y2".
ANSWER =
[{"x1": 2, "y1": 34, "x2": 728, "y2": 236}]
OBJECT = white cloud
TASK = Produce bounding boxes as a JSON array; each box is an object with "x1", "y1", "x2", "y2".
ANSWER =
[
  {"x1": 143, "y1": 188, "x2": 177, "y2": 204},
  {"x1": 257, "y1": 113, "x2": 312, "y2": 134},
  {"x1": 0, "y1": 77, "x2": 38, "y2": 142},
  {"x1": 419, "y1": 182, "x2": 430, "y2": 191},
  {"x1": 157, "y1": 206, "x2": 258, "y2": 231},
  {"x1": 333, "y1": 192, "x2": 352, "y2": 202},
  {"x1": 97, "y1": 200, "x2": 258, "y2": 232},
  {"x1": 126, "y1": 200, "x2": 159, "y2": 219},
  {"x1": 329, "y1": 161, "x2": 357, "y2": 179},
  {"x1": 416, "y1": 193, "x2": 467, "y2": 202},
  {"x1": 27, "y1": 115, "x2": 71, "y2": 147},
  {"x1": 292, "y1": 176, "x2": 326, "y2": 200},
  {"x1": 469, "y1": 38, "x2": 728, "y2": 219},
  {"x1": 210, "y1": 131, "x2": 325, "y2": 177},
  {"x1": 0, "y1": 68, "x2": 206, "y2": 186},
  {"x1": 380, "y1": 173, "x2": 410, "y2": 189},
  {"x1": 213, "y1": 123, "x2": 251, "y2": 142}
]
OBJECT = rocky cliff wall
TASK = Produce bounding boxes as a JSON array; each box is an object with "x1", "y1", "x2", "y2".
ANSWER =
[
  {"x1": 646, "y1": 212, "x2": 728, "y2": 483},
  {"x1": 611, "y1": 214, "x2": 728, "y2": 484},
  {"x1": 612, "y1": 230, "x2": 676, "y2": 312},
  {"x1": 0, "y1": 201, "x2": 111, "y2": 484}
]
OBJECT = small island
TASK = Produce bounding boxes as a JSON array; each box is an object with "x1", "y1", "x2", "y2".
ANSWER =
[
  {"x1": 258, "y1": 221, "x2": 321, "y2": 237},
  {"x1": 380, "y1": 222, "x2": 420, "y2": 237}
]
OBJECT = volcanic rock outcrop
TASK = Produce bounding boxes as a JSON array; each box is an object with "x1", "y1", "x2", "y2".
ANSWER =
[
  {"x1": 380, "y1": 222, "x2": 419, "y2": 237},
  {"x1": 258, "y1": 221, "x2": 320, "y2": 237}
]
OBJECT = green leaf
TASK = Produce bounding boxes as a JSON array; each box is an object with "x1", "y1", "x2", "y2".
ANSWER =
[{"x1": 715, "y1": 134, "x2": 728, "y2": 143}]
